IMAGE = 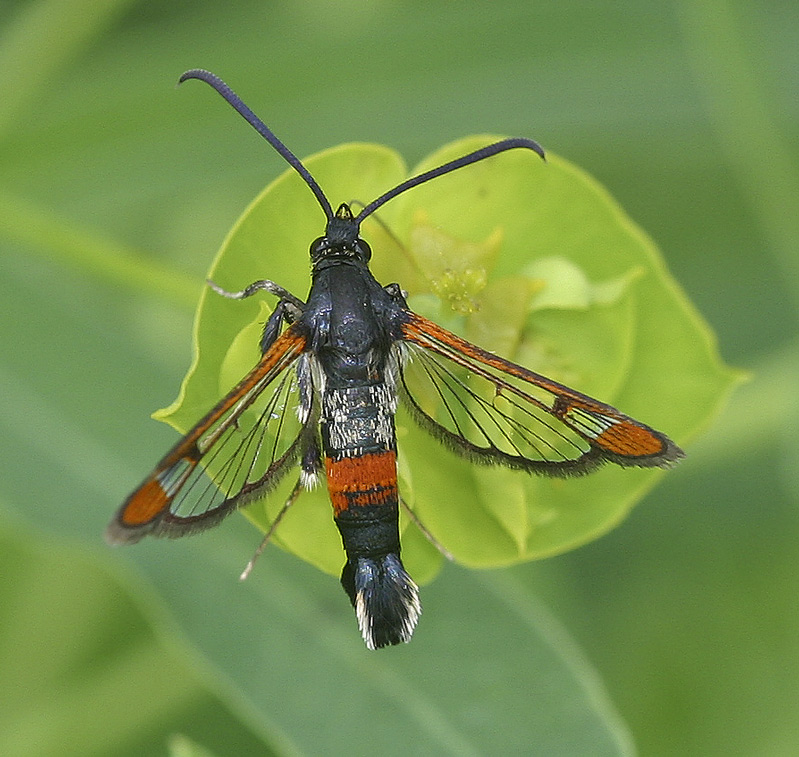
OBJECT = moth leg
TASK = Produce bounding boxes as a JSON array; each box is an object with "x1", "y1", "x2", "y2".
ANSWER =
[
  {"x1": 207, "y1": 278, "x2": 305, "y2": 313},
  {"x1": 207, "y1": 278, "x2": 306, "y2": 354},
  {"x1": 239, "y1": 476, "x2": 304, "y2": 581},
  {"x1": 300, "y1": 427, "x2": 323, "y2": 489},
  {"x1": 259, "y1": 300, "x2": 297, "y2": 354},
  {"x1": 399, "y1": 495, "x2": 454, "y2": 562}
]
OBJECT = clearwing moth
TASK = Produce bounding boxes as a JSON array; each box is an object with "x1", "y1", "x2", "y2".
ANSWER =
[{"x1": 108, "y1": 70, "x2": 684, "y2": 649}]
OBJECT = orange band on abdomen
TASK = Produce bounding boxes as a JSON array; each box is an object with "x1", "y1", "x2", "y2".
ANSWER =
[{"x1": 325, "y1": 450, "x2": 398, "y2": 515}]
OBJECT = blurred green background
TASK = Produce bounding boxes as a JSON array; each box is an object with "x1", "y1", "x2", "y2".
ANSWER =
[{"x1": 1, "y1": 1, "x2": 797, "y2": 755}]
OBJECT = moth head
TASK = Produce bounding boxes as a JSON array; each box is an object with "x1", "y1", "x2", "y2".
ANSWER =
[{"x1": 310, "y1": 203, "x2": 372, "y2": 268}]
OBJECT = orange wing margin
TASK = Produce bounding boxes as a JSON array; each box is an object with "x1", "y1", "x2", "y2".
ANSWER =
[
  {"x1": 400, "y1": 311, "x2": 683, "y2": 471},
  {"x1": 107, "y1": 324, "x2": 307, "y2": 544}
]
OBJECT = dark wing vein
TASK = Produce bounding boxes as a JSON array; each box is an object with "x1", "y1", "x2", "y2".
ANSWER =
[
  {"x1": 398, "y1": 312, "x2": 683, "y2": 475},
  {"x1": 108, "y1": 326, "x2": 309, "y2": 544}
]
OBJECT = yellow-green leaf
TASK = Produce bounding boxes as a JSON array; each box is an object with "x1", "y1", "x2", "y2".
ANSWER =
[{"x1": 156, "y1": 138, "x2": 737, "y2": 577}]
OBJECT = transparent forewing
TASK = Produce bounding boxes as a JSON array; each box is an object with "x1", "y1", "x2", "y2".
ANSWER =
[
  {"x1": 107, "y1": 326, "x2": 309, "y2": 543},
  {"x1": 170, "y1": 365, "x2": 305, "y2": 514},
  {"x1": 399, "y1": 312, "x2": 682, "y2": 475}
]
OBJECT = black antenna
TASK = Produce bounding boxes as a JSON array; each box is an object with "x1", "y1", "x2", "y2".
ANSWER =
[
  {"x1": 355, "y1": 137, "x2": 545, "y2": 223},
  {"x1": 179, "y1": 69, "x2": 335, "y2": 223},
  {"x1": 179, "y1": 70, "x2": 546, "y2": 235}
]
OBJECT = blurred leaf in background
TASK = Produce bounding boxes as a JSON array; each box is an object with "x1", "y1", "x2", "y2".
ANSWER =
[{"x1": 1, "y1": 1, "x2": 797, "y2": 755}]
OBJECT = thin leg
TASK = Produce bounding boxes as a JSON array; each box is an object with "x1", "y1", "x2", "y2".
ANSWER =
[
  {"x1": 259, "y1": 300, "x2": 292, "y2": 354},
  {"x1": 239, "y1": 477, "x2": 304, "y2": 581},
  {"x1": 208, "y1": 278, "x2": 305, "y2": 354},
  {"x1": 207, "y1": 278, "x2": 305, "y2": 315},
  {"x1": 399, "y1": 496, "x2": 454, "y2": 562}
]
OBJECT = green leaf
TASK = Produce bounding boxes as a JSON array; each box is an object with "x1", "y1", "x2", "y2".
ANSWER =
[
  {"x1": 156, "y1": 137, "x2": 737, "y2": 576},
  {"x1": 0, "y1": 517, "x2": 283, "y2": 757},
  {"x1": 168, "y1": 734, "x2": 219, "y2": 757},
  {"x1": 135, "y1": 527, "x2": 638, "y2": 756}
]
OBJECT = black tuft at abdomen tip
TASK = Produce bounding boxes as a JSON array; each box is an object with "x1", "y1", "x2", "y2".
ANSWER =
[{"x1": 341, "y1": 553, "x2": 421, "y2": 649}]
